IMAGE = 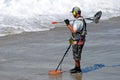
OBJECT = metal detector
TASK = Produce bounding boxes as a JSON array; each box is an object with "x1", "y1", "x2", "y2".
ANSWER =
[{"x1": 51, "y1": 11, "x2": 102, "y2": 24}]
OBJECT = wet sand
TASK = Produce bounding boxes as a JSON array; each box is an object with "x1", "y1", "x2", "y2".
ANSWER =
[{"x1": 0, "y1": 17, "x2": 120, "y2": 80}]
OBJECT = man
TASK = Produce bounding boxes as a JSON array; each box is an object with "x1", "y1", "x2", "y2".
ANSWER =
[{"x1": 64, "y1": 7, "x2": 87, "y2": 73}]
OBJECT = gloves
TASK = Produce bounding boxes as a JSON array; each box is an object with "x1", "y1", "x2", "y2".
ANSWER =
[{"x1": 64, "y1": 19, "x2": 70, "y2": 26}]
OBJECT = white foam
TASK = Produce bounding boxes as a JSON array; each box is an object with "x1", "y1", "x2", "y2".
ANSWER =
[{"x1": 0, "y1": 0, "x2": 120, "y2": 36}]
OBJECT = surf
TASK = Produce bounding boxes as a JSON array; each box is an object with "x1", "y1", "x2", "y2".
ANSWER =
[{"x1": 0, "y1": 0, "x2": 120, "y2": 36}]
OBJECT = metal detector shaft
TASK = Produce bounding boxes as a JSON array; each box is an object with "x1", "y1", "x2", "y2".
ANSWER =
[{"x1": 55, "y1": 44, "x2": 71, "y2": 71}]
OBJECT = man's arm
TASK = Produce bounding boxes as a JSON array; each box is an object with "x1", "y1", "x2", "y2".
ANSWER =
[
  {"x1": 67, "y1": 24, "x2": 75, "y2": 33},
  {"x1": 64, "y1": 19, "x2": 75, "y2": 33}
]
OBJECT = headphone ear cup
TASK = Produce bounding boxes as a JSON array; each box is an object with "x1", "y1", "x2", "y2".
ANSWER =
[{"x1": 73, "y1": 11, "x2": 76, "y2": 16}]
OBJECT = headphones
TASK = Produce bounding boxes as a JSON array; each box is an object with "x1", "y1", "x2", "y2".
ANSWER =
[
  {"x1": 72, "y1": 11, "x2": 81, "y2": 16},
  {"x1": 72, "y1": 7, "x2": 81, "y2": 17},
  {"x1": 72, "y1": 11, "x2": 77, "y2": 16}
]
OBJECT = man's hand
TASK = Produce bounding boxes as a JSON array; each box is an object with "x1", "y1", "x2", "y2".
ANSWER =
[{"x1": 64, "y1": 19, "x2": 70, "y2": 26}]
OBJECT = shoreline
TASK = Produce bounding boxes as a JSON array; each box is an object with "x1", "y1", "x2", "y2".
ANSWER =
[{"x1": 0, "y1": 16, "x2": 120, "y2": 38}]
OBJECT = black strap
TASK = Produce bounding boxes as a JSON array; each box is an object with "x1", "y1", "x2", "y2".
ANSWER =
[{"x1": 81, "y1": 19, "x2": 87, "y2": 33}]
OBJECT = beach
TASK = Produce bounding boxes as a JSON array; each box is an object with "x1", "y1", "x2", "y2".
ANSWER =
[{"x1": 0, "y1": 17, "x2": 120, "y2": 80}]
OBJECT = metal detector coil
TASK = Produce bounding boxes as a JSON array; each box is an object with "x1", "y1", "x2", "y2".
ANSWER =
[
  {"x1": 93, "y1": 11, "x2": 102, "y2": 23},
  {"x1": 85, "y1": 11, "x2": 102, "y2": 23}
]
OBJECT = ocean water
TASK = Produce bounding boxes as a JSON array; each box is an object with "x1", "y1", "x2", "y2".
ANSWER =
[{"x1": 0, "y1": 0, "x2": 120, "y2": 36}]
